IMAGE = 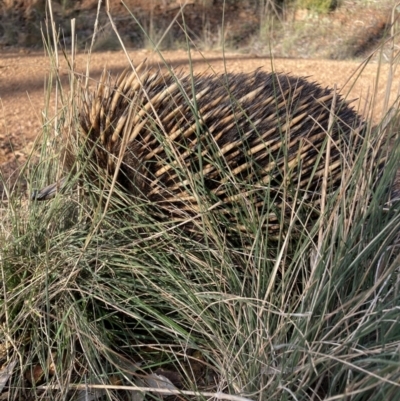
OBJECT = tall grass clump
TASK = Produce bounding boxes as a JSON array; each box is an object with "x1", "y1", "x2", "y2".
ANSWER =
[{"x1": 1, "y1": 2, "x2": 400, "y2": 400}]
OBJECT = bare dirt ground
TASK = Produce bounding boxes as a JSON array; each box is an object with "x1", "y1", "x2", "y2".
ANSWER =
[{"x1": 1, "y1": 48, "x2": 399, "y2": 188}]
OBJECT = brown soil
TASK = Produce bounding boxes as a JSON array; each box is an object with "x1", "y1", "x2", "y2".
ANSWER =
[{"x1": 1, "y1": 48, "x2": 399, "y2": 192}]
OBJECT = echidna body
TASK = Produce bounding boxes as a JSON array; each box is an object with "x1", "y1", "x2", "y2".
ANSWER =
[{"x1": 35, "y1": 63, "x2": 367, "y2": 234}]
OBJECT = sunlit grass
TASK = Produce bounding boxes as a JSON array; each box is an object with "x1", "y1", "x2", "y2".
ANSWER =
[{"x1": 1, "y1": 2, "x2": 400, "y2": 401}]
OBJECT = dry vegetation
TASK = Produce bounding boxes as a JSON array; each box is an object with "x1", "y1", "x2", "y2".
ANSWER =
[
  {"x1": 0, "y1": 1, "x2": 397, "y2": 174},
  {"x1": 1, "y1": 1, "x2": 400, "y2": 400}
]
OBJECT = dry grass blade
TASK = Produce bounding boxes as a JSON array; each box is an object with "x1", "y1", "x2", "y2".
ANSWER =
[{"x1": 1, "y1": 2, "x2": 400, "y2": 401}]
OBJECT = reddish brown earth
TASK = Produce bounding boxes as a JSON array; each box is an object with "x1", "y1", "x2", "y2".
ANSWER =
[{"x1": 1, "y1": 48, "x2": 399, "y2": 192}]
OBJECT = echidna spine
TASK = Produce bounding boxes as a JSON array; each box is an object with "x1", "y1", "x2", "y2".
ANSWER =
[{"x1": 33, "y1": 63, "x2": 373, "y2": 238}]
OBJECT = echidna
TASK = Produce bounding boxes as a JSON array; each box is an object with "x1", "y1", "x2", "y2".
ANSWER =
[{"x1": 34, "y1": 62, "x2": 369, "y2": 235}]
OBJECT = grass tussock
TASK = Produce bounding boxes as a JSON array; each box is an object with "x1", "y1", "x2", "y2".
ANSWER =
[{"x1": 1, "y1": 2, "x2": 400, "y2": 401}]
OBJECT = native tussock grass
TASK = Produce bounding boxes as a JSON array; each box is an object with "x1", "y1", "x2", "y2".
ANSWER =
[{"x1": 1, "y1": 1, "x2": 400, "y2": 401}]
